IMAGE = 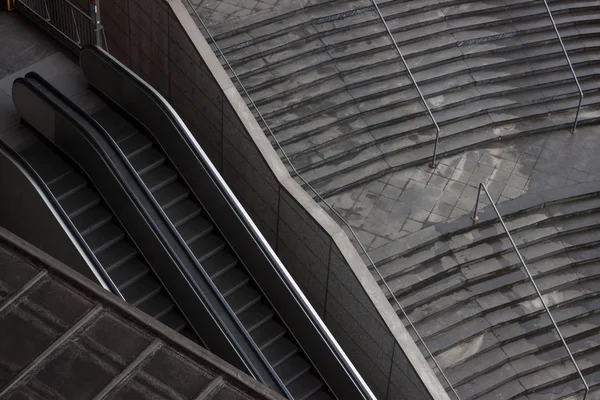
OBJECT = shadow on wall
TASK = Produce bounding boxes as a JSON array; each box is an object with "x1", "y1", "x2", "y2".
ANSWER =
[{"x1": 93, "y1": 1, "x2": 450, "y2": 399}]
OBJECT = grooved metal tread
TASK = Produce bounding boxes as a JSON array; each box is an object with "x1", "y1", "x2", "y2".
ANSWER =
[
  {"x1": 96, "y1": 105, "x2": 334, "y2": 399},
  {"x1": 16, "y1": 141, "x2": 197, "y2": 343}
]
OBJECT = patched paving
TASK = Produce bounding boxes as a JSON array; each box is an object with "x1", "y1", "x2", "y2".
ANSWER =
[{"x1": 323, "y1": 125, "x2": 600, "y2": 254}]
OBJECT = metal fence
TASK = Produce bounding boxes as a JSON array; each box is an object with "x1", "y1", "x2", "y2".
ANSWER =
[{"x1": 16, "y1": 0, "x2": 106, "y2": 51}]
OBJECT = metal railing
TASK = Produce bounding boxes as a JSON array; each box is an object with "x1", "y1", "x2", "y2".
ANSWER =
[
  {"x1": 187, "y1": 2, "x2": 459, "y2": 399},
  {"x1": 16, "y1": 0, "x2": 107, "y2": 51},
  {"x1": 541, "y1": 0, "x2": 583, "y2": 133},
  {"x1": 472, "y1": 183, "x2": 589, "y2": 400},
  {"x1": 368, "y1": 0, "x2": 442, "y2": 168}
]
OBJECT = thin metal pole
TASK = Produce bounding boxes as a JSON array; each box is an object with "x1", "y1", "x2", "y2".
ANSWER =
[
  {"x1": 472, "y1": 183, "x2": 589, "y2": 400},
  {"x1": 368, "y1": 0, "x2": 442, "y2": 168},
  {"x1": 187, "y1": 3, "x2": 459, "y2": 399},
  {"x1": 541, "y1": 0, "x2": 584, "y2": 133}
]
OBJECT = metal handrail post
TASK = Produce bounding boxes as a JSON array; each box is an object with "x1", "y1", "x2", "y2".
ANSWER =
[
  {"x1": 472, "y1": 183, "x2": 589, "y2": 400},
  {"x1": 368, "y1": 0, "x2": 442, "y2": 168},
  {"x1": 541, "y1": 0, "x2": 584, "y2": 133},
  {"x1": 187, "y1": 2, "x2": 459, "y2": 398}
]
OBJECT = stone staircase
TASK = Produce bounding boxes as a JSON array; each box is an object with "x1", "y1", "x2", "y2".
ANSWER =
[
  {"x1": 206, "y1": 0, "x2": 600, "y2": 199},
  {"x1": 366, "y1": 182, "x2": 600, "y2": 399}
]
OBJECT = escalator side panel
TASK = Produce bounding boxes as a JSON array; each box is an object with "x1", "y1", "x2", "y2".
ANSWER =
[
  {"x1": 0, "y1": 142, "x2": 95, "y2": 283},
  {"x1": 11, "y1": 77, "x2": 254, "y2": 376},
  {"x1": 80, "y1": 45, "x2": 371, "y2": 400}
]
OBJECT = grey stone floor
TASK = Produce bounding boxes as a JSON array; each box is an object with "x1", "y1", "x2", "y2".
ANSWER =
[
  {"x1": 188, "y1": 0, "x2": 294, "y2": 25},
  {"x1": 322, "y1": 125, "x2": 600, "y2": 254}
]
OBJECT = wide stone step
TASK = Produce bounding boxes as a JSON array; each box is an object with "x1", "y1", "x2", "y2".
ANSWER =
[
  {"x1": 307, "y1": 101, "x2": 600, "y2": 198},
  {"x1": 286, "y1": 73, "x2": 599, "y2": 178},
  {"x1": 229, "y1": 4, "x2": 598, "y2": 88}
]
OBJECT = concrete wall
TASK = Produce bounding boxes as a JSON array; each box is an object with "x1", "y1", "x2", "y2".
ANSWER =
[{"x1": 97, "y1": 1, "x2": 449, "y2": 399}]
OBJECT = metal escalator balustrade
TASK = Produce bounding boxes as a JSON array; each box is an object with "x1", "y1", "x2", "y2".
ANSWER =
[
  {"x1": 13, "y1": 71, "x2": 293, "y2": 395},
  {"x1": 80, "y1": 45, "x2": 375, "y2": 400},
  {"x1": 1, "y1": 125, "x2": 200, "y2": 341},
  {"x1": 91, "y1": 104, "x2": 329, "y2": 400}
]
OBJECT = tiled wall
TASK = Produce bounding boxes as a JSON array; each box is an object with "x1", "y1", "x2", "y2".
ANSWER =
[{"x1": 97, "y1": 1, "x2": 447, "y2": 398}]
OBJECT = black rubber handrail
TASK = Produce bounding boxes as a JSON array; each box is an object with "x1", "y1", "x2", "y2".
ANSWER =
[
  {"x1": 15, "y1": 73, "x2": 276, "y2": 388},
  {"x1": 80, "y1": 45, "x2": 375, "y2": 399},
  {"x1": 0, "y1": 140, "x2": 123, "y2": 299}
]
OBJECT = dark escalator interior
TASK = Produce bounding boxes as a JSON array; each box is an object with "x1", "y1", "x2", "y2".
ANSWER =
[
  {"x1": 90, "y1": 105, "x2": 330, "y2": 399},
  {"x1": 16, "y1": 140, "x2": 200, "y2": 342}
]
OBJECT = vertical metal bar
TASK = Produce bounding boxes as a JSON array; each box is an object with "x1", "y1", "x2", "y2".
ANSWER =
[
  {"x1": 71, "y1": 9, "x2": 81, "y2": 50},
  {"x1": 186, "y1": 2, "x2": 459, "y2": 399},
  {"x1": 367, "y1": 0, "x2": 442, "y2": 168},
  {"x1": 472, "y1": 183, "x2": 589, "y2": 400},
  {"x1": 42, "y1": 0, "x2": 50, "y2": 21},
  {"x1": 541, "y1": 0, "x2": 584, "y2": 133}
]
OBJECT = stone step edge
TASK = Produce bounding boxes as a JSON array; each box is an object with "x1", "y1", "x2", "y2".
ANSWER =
[
  {"x1": 388, "y1": 240, "x2": 600, "y2": 318},
  {"x1": 395, "y1": 237, "x2": 600, "y2": 330},
  {"x1": 264, "y1": 57, "x2": 598, "y2": 137},
  {"x1": 368, "y1": 180, "x2": 600, "y2": 267},
  {"x1": 284, "y1": 75, "x2": 599, "y2": 173},
  {"x1": 311, "y1": 103, "x2": 600, "y2": 199},
  {"x1": 424, "y1": 294, "x2": 600, "y2": 378},
  {"x1": 397, "y1": 247, "x2": 600, "y2": 336},
  {"x1": 450, "y1": 330, "x2": 600, "y2": 397},
  {"x1": 220, "y1": 0, "x2": 581, "y2": 69},
  {"x1": 257, "y1": 52, "x2": 597, "y2": 126},
  {"x1": 439, "y1": 309, "x2": 600, "y2": 386},
  {"x1": 412, "y1": 281, "x2": 600, "y2": 360},
  {"x1": 376, "y1": 195, "x2": 600, "y2": 287},
  {"x1": 227, "y1": 7, "x2": 597, "y2": 81}
]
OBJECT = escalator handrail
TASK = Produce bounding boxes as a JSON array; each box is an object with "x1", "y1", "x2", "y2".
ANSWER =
[
  {"x1": 0, "y1": 140, "x2": 123, "y2": 299},
  {"x1": 19, "y1": 72, "x2": 287, "y2": 395},
  {"x1": 81, "y1": 45, "x2": 374, "y2": 398}
]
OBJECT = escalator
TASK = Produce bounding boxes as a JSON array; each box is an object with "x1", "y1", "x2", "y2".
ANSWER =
[
  {"x1": 2, "y1": 139, "x2": 199, "y2": 341},
  {"x1": 8, "y1": 46, "x2": 375, "y2": 400}
]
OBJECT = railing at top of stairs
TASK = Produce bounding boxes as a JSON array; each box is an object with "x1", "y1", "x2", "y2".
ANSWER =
[{"x1": 16, "y1": 0, "x2": 108, "y2": 51}]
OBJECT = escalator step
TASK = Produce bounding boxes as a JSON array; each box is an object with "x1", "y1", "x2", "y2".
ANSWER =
[
  {"x1": 178, "y1": 214, "x2": 213, "y2": 244},
  {"x1": 92, "y1": 108, "x2": 138, "y2": 141},
  {"x1": 214, "y1": 267, "x2": 250, "y2": 297},
  {"x1": 166, "y1": 198, "x2": 202, "y2": 227},
  {"x1": 130, "y1": 148, "x2": 165, "y2": 175},
  {"x1": 227, "y1": 284, "x2": 262, "y2": 314},
  {"x1": 19, "y1": 143, "x2": 71, "y2": 184},
  {"x1": 188, "y1": 235, "x2": 225, "y2": 262},
  {"x1": 59, "y1": 187, "x2": 100, "y2": 218},
  {"x1": 118, "y1": 132, "x2": 151, "y2": 158},
  {"x1": 71, "y1": 204, "x2": 112, "y2": 235},
  {"x1": 48, "y1": 170, "x2": 86, "y2": 200},
  {"x1": 138, "y1": 293, "x2": 175, "y2": 319},
  {"x1": 141, "y1": 164, "x2": 177, "y2": 192},
  {"x1": 263, "y1": 337, "x2": 299, "y2": 368},
  {"x1": 239, "y1": 301, "x2": 274, "y2": 332},
  {"x1": 84, "y1": 223, "x2": 124, "y2": 253},
  {"x1": 155, "y1": 181, "x2": 189, "y2": 210},
  {"x1": 109, "y1": 257, "x2": 150, "y2": 290},
  {"x1": 202, "y1": 250, "x2": 238, "y2": 278},
  {"x1": 252, "y1": 318, "x2": 286, "y2": 349},
  {"x1": 121, "y1": 275, "x2": 161, "y2": 306},
  {"x1": 306, "y1": 389, "x2": 334, "y2": 400},
  {"x1": 98, "y1": 240, "x2": 138, "y2": 271},
  {"x1": 276, "y1": 354, "x2": 312, "y2": 385},
  {"x1": 287, "y1": 371, "x2": 323, "y2": 400},
  {"x1": 159, "y1": 309, "x2": 187, "y2": 332}
]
